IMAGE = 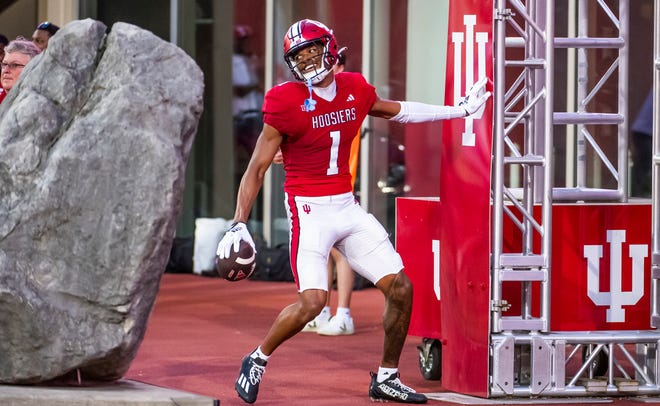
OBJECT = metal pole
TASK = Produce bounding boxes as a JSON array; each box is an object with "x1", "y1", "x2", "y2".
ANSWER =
[
  {"x1": 540, "y1": 0, "x2": 554, "y2": 332},
  {"x1": 359, "y1": 0, "x2": 373, "y2": 210},
  {"x1": 169, "y1": 0, "x2": 178, "y2": 45},
  {"x1": 262, "y1": 0, "x2": 275, "y2": 244},
  {"x1": 566, "y1": 0, "x2": 577, "y2": 188},
  {"x1": 492, "y1": 0, "x2": 508, "y2": 333},
  {"x1": 576, "y1": 0, "x2": 588, "y2": 189},
  {"x1": 651, "y1": 0, "x2": 660, "y2": 325},
  {"x1": 619, "y1": 0, "x2": 629, "y2": 202}
]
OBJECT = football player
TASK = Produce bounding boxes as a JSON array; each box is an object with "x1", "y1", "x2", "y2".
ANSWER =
[{"x1": 217, "y1": 19, "x2": 490, "y2": 404}]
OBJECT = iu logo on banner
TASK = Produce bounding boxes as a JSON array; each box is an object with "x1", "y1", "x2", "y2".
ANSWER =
[
  {"x1": 451, "y1": 14, "x2": 489, "y2": 147},
  {"x1": 545, "y1": 204, "x2": 652, "y2": 331},
  {"x1": 440, "y1": 1, "x2": 494, "y2": 199},
  {"x1": 583, "y1": 229, "x2": 648, "y2": 323}
]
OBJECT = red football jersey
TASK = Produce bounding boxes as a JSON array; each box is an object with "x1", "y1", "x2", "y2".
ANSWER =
[{"x1": 263, "y1": 72, "x2": 376, "y2": 196}]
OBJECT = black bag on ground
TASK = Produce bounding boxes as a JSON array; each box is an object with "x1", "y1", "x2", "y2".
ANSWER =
[
  {"x1": 165, "y1": 236, "x2": 194, "y2": 274},
  {"x1": 250, "y1": 244, "x2": 294, "y2": 282}
]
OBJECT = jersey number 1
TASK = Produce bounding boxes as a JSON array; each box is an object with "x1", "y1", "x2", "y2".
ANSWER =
[{"x1": 327, "y1": 130, "x2": 340, "y2": 176}]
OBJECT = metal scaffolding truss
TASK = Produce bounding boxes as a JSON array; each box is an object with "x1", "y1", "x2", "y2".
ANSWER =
[
  {"x1": 490, "y1": 0, "x2": 660, "y2": 397},
  {"x1": 652, "y1": 0, "x2": 660, "y2": 330}
]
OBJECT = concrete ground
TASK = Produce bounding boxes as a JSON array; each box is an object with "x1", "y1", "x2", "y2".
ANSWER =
[{"x1": 0, "y1": 380, "x2": 218, "y2": 406}]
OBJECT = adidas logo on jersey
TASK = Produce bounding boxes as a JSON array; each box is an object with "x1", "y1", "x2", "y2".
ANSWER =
[{"x1": 346, "y1": 94, "x2": 355, "y2": 102}]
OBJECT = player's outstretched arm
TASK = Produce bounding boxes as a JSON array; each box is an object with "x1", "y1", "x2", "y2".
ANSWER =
[{"x1": 369, "y1": 76, "x2": 491, "y2": 123}]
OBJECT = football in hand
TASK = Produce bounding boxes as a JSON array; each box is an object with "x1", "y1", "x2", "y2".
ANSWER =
[{"x1": 215, "y1": 240, "x2": 256, "y2": 282}]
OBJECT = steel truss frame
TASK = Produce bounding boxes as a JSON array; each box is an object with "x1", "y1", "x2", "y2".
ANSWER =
[{"x1": 491, "y1": 0, "x2": 660, "y2": 397}]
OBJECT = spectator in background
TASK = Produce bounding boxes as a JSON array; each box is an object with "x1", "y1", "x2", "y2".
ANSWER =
[
  {"x1": 0, "y1": 38, "x2": 41, "y2": 103},
  {"x1": 0, "y1": 34, "x2": 8, "y2": 63},
  {"x1": 233, "y1": 25, "x2": 263, "y2": 157},
  {"x1": 0, "y1": 33, "x2": 8, "y2": 103},
  {"x1": 233, "y1": 24, "x2": 264, "y2": 195},
  {"x1": 631, "y1": 89, "x2": 653, "y2": 198},
  {"x1": 32, "y1": 21, "x2": 60, "y2": 51}
]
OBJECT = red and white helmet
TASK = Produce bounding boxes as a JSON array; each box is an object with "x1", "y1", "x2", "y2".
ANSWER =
[{"x1": 283, "y1": 19, "x2": 339, "y2": 84}]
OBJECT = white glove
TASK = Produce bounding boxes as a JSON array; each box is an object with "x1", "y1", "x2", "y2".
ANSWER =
[
  {"x1": 216, "y1": 222, "x2": 256, "y2": 259},
  {"x1": 459, "y1": 77, "x2": 491, "y2": 118}
]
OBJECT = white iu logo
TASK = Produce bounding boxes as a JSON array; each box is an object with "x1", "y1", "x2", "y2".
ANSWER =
[
  {"x1": 432, "y1": 239, "x2": 440, "y2": 300},
  {"x1": 451, "y1": 15, "x2": 488, "y2": 147},
  {"x1": 583, "y1": 230, "x2": 648, "y2": 322}
]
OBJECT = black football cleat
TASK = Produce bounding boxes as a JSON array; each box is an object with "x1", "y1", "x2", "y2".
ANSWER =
[
  {"x1": 369, "y1": 371, "x2": 428, "y2": 404},
  {"x1": 235, "y1": 354, "x2": 267, "y2": 404}
]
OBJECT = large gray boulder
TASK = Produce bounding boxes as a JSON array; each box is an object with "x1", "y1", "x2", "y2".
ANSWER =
[{"x1": 0, "y1": 19, "x2": 203, "y2": 383}]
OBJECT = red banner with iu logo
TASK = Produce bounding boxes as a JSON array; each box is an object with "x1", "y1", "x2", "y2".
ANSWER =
[
  {"x1": 438, "y1": 0, "x2": 494, "y2": 397},
  {"x1": 502, "y1": 204, "x2": 652, "y2": 331}
]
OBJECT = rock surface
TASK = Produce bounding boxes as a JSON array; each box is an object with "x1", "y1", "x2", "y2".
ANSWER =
[{"x1": 0, "y1": 19, "x2": 203, "y2": 383}]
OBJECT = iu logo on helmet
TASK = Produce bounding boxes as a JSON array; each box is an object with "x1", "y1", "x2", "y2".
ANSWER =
[
  {"x1": 583, "y1": 229, "x2": 648, "y2": 323},
  {"x1": 451, "y1": 15, "x2": 488, "y2": 147}
]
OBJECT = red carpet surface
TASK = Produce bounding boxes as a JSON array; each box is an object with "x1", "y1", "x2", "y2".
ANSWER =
[
  {"x1": 126, "y1": 274, "x2": 434, "y2": 405},
  {"x1": 126, "y1": 274, "x2": 656, "y2": 405}
]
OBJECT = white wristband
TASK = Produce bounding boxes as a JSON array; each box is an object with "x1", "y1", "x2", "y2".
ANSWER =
[{"x1": 390, "y1": 101, "x2": 466, "y2": 123}]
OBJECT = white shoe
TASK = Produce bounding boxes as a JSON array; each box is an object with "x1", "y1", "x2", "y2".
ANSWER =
[
  {"x1": 302, "y1": 312, "x2": 331, "y2": 332},
  {"x1": 317, "y1": 315, "x2": 355, "y2": 336}
]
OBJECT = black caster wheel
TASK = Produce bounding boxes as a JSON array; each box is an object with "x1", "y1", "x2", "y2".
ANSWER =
[
  {"x1": 582, "y1": 345, "x2": 608, "y2": 377},
  {"x1": 417, "y1": 338, "x2": 441, "y2": 381}
]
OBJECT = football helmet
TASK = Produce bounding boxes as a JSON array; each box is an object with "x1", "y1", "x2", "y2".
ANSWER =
[{"x1": 283, "y1": 19, "x2": 339, "y2": 84}]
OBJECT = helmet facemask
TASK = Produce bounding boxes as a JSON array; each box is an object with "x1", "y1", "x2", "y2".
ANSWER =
[{"x1": 284, "y1": 37, "x2": 337, "y2": 85}]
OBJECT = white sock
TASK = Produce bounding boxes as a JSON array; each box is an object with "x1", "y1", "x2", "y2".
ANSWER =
[
  {"x1": 377, "y1": 367, "x2": 398, "y2": 383},
  {"x1": 251, "y1": 346, "x2": 270, "y2": 361},
  {"x1": 336, "y1": 307, "x2": 351, "y2": 319},
  {"x1": 319, "y1": 306, "x2": 331, "y2": 317}
]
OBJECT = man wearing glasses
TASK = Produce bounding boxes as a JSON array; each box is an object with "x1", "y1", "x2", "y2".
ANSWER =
[{"x1": 0, "y1": 38, "x2": 40, "y2": 104}]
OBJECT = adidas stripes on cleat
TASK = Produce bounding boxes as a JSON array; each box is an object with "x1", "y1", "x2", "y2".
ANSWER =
[
  {"x1": 235, "y1": 354, "x2": 267, "y2": 404},
  {"x1": 369, "y1": 371, "x2": 428, "y2": 404}
]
